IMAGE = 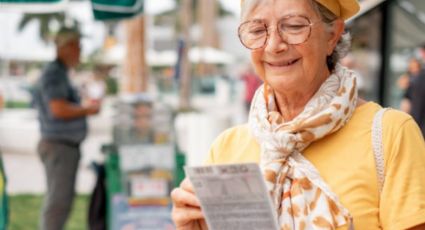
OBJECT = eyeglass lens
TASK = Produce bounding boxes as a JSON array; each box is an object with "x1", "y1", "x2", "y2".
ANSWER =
[{"x1": 238, "y1": 16, "x2": 312, "y2": 49}]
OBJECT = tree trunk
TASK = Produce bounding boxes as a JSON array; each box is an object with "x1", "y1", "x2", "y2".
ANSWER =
[
  {"x1": 198, "y1": 0, "x2": 219, "y2": 48},
  {"x1": 197, "y1": 0, "x2": 219, "y2": 76},
  {"x1": 123, "y1": 15, "x2": 148, "y2": 93}
]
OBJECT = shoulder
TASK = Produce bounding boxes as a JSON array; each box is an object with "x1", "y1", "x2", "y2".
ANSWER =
[
  {"x1": 380, "y1": 108, "x2": 425, "y2": 168},
  {"x1": 382, "y1": 108, "x2": 417, "y2": 138},
  {"x1": 41, "y1": 60, "x2": 67, "y2": 81},
  {"x1": 345, "y1": 102, "x2": 419, "y2": 151},
  {"x1": 212, "y1": 124, "x2": 252, "y2": 147},
  {"x1": 360, "y1": 104, "x2": 418, "y2": 146},
  {"x1": 351, "y1": 102, "x2": 412, "y2": 129},
  {"x1": 207, "y1": 123, "x2": 260, "y2": 164}
]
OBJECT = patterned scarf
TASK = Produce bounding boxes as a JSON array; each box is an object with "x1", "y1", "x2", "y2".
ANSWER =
[{"x1": 249, "y1": 64, "x2": 358, "y2": 230}]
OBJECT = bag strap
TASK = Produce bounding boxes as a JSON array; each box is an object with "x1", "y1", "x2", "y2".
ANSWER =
[{"x1": 371, "y1": 108, "x2": 390, "y2": 193}]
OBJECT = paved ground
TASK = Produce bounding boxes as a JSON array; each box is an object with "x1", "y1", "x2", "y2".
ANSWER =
[
  {"x1": 2, "y1": 130, "x2": 112, "y2": 194},
  {"x1": 3, "y1": 150, "x2": 96, "y2": 194},
  {"x1": 1, "y1": 108, "x2": 113, "y2": 195}
]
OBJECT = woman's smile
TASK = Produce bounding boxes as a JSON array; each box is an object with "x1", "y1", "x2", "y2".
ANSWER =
[{"x1": 264, "y1": 57, "x2": 301, "y2": 73}]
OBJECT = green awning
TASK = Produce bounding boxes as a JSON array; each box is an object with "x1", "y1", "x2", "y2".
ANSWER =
[{"x1": 91, "y1": 0, "x2": 144, "y2": 21}]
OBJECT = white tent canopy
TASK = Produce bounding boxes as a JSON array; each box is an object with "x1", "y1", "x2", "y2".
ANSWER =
[
  {"x1": 99, "y1": 45, "x2": 235, "y2": 66},
  {"x1": 189, "y1": 46, "x2": 235, "y2": 64}
]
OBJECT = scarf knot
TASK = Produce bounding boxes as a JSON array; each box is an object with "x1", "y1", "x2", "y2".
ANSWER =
[{"x1": 262, "y1": 132, "x2": 296, "y2": 159}]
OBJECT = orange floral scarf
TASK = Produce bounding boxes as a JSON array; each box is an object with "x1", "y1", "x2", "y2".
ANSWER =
[{"x1": 249, "y1": 64, "x2": 358, "y2": 230}]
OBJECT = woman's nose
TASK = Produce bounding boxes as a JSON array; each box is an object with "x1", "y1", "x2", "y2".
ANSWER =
[{"x1": 264, "y1": 29, "x2": 288, "y2": 53}]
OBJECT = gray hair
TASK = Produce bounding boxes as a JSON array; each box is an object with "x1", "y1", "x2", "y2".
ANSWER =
[
  {"x1": 240, "y1": 0, "x2": 351, "y2": 72},
  {"x1": 54, "y1": 27, "x2": 81, "y2": 48},
  {"x1": 311, "y1": 1, "x2": 351, "y2": 71}
]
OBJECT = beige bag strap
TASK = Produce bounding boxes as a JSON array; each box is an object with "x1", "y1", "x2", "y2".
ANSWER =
[{"x1": 371, "y1": 108, "x2": 390, "y2": 193}]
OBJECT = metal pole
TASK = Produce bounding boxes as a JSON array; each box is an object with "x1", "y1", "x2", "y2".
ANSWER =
[
  {"x1": 379, "y1": 0, "x2": 393, "y2": 106},
  {"x1": 179, "y1": 0, "x2": 192, "y2": 109}
]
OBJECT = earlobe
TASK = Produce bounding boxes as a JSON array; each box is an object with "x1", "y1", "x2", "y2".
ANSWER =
[{"x1": 327, "y1": 19, "x2": 345, "y2": 55}]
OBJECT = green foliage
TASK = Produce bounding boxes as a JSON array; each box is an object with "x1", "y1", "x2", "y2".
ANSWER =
[
  {"x1": 5, "y1": 101, "x2": 31, "y2": 109},
  {"x1": 9, "y1": 194, "x2": 89, "y2": 230},
  {"x1": 18, "y1": 13, "x2": 80, "y2": 44},
  {"x1": 105, "y1": 77, "x2": 119, "y2": 95}
]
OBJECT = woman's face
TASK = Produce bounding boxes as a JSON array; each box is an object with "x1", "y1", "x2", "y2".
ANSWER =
[{"x1": 247, "y1": 0, "x2": 343, "y2": 95}]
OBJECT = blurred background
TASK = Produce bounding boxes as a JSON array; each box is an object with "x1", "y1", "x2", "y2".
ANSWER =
[{"x1": 0, "y1": 0, "x2": 424, "y2": 229}]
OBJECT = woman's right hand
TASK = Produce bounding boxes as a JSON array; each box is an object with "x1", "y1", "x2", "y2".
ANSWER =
[{"x1": 171, "y1": 177, "x2": 208, "y2": 230}]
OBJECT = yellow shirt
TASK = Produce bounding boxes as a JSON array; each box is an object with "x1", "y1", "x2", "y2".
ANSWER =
[{"x1": 205, "y1": 102, "x2": 425, "y2": 230}]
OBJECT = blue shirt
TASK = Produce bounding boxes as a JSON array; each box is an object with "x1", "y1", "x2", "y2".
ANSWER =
[{"x1": 34, "y1": 59, "x2": 87, "y2": 144}]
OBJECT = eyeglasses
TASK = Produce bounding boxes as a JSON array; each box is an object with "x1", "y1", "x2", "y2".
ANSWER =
[{"x1": 238, "y1": 15, "x2": 315, "y2": 50}]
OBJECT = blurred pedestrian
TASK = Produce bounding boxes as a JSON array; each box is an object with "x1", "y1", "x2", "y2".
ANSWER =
[
  {"x1": 405, "y1": 60, "x2": 425, "y2": 138},
  {"x1": 171, "y1": 0, "x2": 425, "y2": 229},
  {"x1": 398, "y1": 58, "x2": 421, "y2": 91},
  {"x1": 398, "y1": 58, "x2": 422, "y2": 113},
  {"x1": 33, "y1": 27, "x2": 100, "y2": 230},
  {"x1": 241, "y1": 65, "x2": 262, "y2": 112}
]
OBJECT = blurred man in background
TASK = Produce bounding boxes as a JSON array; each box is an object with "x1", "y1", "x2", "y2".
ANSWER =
[
  {"x1": 398, "y1": 58, "x2": 422, "y2": 113},
  {"x1": 405, "y1": 44, "x2": 425, "y2": 138},
  {"x1": 33, "y1": 27, "x2": 100, "y2": 230},
  {"x1": 241, "y1": 65, "x2": 262, "y2": 113}
]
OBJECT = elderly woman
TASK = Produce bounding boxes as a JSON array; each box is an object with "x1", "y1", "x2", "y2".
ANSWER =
[{"x1": 171, "y1": 0, "x2": 425, "y2": 229}]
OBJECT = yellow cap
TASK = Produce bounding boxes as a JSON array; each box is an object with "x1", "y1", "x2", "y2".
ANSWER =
[
  {"x1": 240, "y1": 0, "x2": 360, "y2": 20},
  {"x1": 315, "y1": 0, "x2": 360, "y2": 20}
]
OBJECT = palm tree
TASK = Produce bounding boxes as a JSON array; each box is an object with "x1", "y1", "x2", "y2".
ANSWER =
[{"x1": 18, "y1": 13, "x2": 80, "y2": 44}]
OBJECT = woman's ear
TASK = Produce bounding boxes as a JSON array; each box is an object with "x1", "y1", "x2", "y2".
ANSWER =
[{"x1": 327, "y1": 19, "x2": 345, "y2": 55}]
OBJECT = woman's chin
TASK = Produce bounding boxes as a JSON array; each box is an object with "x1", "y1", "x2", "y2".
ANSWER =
[
  {"x1": 264, "y1": 70, "x2": 299, "y2": 83},
  {"x1": 265, "y1": 77, "x2": 300, "y2": 92}
]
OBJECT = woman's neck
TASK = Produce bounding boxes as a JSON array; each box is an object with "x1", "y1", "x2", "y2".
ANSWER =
[
  {"x1": 274, "y1": 89, "x2": 317, "y2": 122},
  {"x1": 274, "y1": 70, "x2": 329, "y2": 121}
]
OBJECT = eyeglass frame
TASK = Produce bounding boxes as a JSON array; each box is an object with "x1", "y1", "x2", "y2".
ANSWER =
[{"x1": 237, "y1": 15, "x2": 317, "y2": 50}]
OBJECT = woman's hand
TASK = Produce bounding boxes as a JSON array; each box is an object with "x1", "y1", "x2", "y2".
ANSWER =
[{"x1": 171, "y1": 178, "x2": 208, "y2": 230}]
